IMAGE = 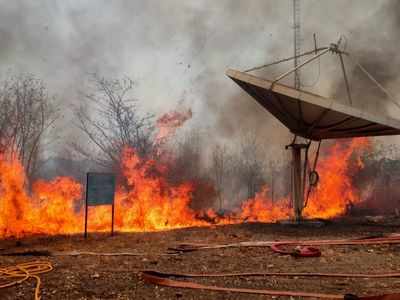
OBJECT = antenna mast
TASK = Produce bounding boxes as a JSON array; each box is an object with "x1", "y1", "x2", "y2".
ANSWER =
[{"x1": 293, "y1": 0, "x2": 301, "y2": 89}]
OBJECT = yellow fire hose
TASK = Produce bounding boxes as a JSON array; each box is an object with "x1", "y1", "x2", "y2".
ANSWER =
[{"x1": 0, "y1": 261, "x2": 53, "y2": 300}]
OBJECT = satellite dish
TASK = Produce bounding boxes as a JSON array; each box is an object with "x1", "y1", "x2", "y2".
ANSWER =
[
  {"x1": 226, "y1": 69, "x2": 400, "y2": 140},
  {"x1": 226, "y1": 43, "x2": 400, "y2": 222}
]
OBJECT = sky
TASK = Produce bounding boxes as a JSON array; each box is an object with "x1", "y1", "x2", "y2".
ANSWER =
[{"x1": 0, "y1": 0, "x2": 398, "y2": 158}]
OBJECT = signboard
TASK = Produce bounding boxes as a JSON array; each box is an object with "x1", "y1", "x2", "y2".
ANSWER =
[
  {"x1": 86, "y1": 173, "x2": 115, "y2": 206},
  {"x1": 84, "y1": 172, "x2": 116, "y2": 238}
]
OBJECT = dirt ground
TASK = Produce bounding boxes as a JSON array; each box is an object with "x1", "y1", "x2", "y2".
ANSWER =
[{"x1": 1, "y1": 220, "x2": 400, "y2": 299}]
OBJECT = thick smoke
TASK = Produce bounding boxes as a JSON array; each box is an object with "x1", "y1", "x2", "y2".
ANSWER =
[
  {"x1": 331, "y1": 0, "x2": 400, "y2": 117},
  {"x1": 0, "y1": 0, "x2": 398, "y2": 160}
]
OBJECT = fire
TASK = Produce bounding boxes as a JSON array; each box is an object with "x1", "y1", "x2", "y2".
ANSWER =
[
  {"x1": 304, "y1": 138, "x2": 370, "y2": 218},
  {"x1": 235, "y1": 138, "x2": 371, "y2": 222},
  {"x1": 0, "y1": 147, "x2": 207, "y2": 238},
  {"x1": 156, "y1": 108, "x2": 192, "y2": 142},
  {"x1": 239, "y1": 187, "x2": 290, "y2": 222},
  {"x1": 0, "y1": 152, "x2": 32, "y2": 238},
  {"x1": 113, "y1": 147, "x2": 207, "y2": 231},
  {"x1": 32, "y1": 177, "x2": 83, "y2": 235},
  {"x1": 0, "y1": 152, "x2": 84, "y2": 237},
  {"x1": 0, "y1": 137, "x2": 370, "y2": 238}
]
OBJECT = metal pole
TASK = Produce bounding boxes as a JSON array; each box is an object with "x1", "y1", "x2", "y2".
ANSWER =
[
  {"x1": 271, "y1": 170, "x2": 275, "y2": 203},
  {"x1": 84, "y1": 173, "x2": 88, "y2": 239},
  {"x1": 291, "y1": 146, "x2": 303, "y2": 222},
  {"x1": 293, "y1": 0, "x2": 301, "y2": 89},
  {"x1": 244, "y1": 47, "x2": 328, "y2": 73},
  {"x1": 339, "y1": 53, "x2": 352, "y2": 105},
  {"x1": 271, "y1": 48, "x2": 330, "y2": 88},
  {"x1": 349, "y1": 54, "x2": 400, "y2": 110},
  {"x1": 302, "y1": 143, "x2": 310, "y2": 209},
  {"x1": 313, "y1": 33, "x2": 318, "y2": 54},
  {"x1": 111, "y1": 202, "x2": 115, "y2": 236}
]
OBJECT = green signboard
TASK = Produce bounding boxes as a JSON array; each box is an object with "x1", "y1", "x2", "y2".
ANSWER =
[
  {"x1": 86, "y1": 172, "x2": 115, "y2": 206},
  {"x1": 85, "y1": 172, "x2": 116, "y2": 238}
]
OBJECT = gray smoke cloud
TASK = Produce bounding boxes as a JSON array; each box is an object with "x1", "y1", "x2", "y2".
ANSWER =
[
  {"x1": 331, "y1": 0, "x2": 400, "y2": 116},
  {"x1": 0, "y1": 0, "x2": 397, "y2": 158}
]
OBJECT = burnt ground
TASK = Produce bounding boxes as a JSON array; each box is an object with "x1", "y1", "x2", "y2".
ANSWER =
[{"x1": 1, "y1": 220, "x2": 400, "y2": 299}]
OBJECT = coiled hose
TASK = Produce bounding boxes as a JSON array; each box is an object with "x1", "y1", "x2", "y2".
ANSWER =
[{"x1": 0, "y1": 260, "x2": 53, "y2": 300}]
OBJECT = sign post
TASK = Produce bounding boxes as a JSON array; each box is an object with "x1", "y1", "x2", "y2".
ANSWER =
[{"x1": 84, "y1": 172, "x2": 116, "y2": 238}]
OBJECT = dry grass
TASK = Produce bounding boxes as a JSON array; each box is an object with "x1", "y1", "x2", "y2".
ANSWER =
[{"x1": 0, "y1": 222, "x2": 400, "y2": 299}]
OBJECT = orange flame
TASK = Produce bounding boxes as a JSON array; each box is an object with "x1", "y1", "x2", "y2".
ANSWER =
[
  {"x1": 0, "y1": 152, "x2": 32, "y2": 238},
  {"x1": 156, "y1": 108, "x2": 192, "y2": 142},
  {"x1": 304, "y1": 138, "x2": 370, "y2": 218},
  {"x1": 239, "y1": 187, "x2": 290, "y2": 222},
  {"x1": 0, "y1": 138, "x2": 370, "y2": 238}
]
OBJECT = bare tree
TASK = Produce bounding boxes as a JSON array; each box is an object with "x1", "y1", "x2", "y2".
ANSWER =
[
  {"x1": 0, "y1": 73, "x2": 58, "y2": 184},
  {"x1": 169, "y1": 129, "x2": 203, "y2": 181},
  {"x1": 164, "y1": 129, "x2": 219, "y2": 211},
  {"x1": 234, "y1": 132, "x2": 266, "y2": 199},
  {"x1": 74, "y1": 74, "x2": 155, "y2": 171},
  {"x1": 211, "y1": 144, "x2": 229, "y2": 211}
]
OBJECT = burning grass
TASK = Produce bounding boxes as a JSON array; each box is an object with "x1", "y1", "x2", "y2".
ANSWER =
[{"x1": 0, "y1": 138, "x2": 370, "y2": 238}]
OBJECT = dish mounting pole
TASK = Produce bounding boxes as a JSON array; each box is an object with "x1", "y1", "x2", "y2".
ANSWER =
[
  {"x1": 286, "y1": 141, "x2": 309, "y2": 222},
  {"x1": 293, "y1": 0, "x2": 301, "y2": 90},
  {"x1": 291, "y1": 0, "x2": 306, "y2": 222}
]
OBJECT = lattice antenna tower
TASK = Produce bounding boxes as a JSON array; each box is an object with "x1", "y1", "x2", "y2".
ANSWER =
[{"x1": 293, "y1": 0, "x2": 301, "y2": 89}]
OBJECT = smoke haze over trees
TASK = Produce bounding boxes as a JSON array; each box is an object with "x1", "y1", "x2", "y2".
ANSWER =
[
  {"x1": 0, "y1": 1, "x2": 400, "y2": 210},
  {"x1": 1, "y1": 1, "x2": 399, "y2": 152}
]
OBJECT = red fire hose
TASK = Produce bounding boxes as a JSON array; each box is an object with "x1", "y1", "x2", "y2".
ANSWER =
[
  {"x1": 169, "y1": 233, "x2": 400, "y2": 254},
  {"x1": 157, "y1": 234, "x2": 400, "y2": 298},
  {"x1": 271, "y1": 243, "x2": 321, "y2": 257},
  {"x1": 141, "y1": 270, "x2": 400, "y2": 299}
]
